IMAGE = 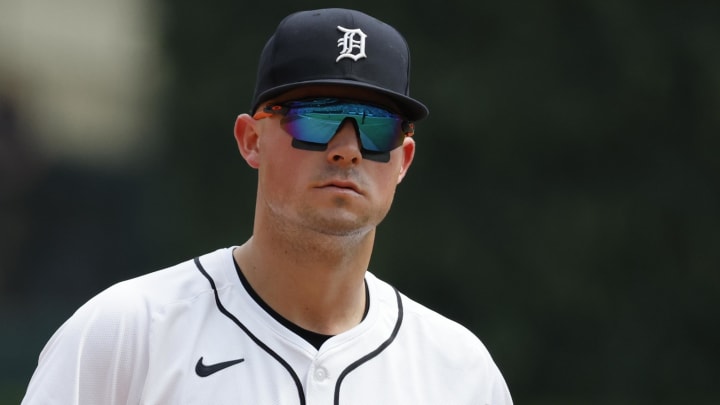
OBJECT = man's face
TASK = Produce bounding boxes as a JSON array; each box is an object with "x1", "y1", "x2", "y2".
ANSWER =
[{"x1": 248, "y1": 86, "x2": 416, "y2": 238}]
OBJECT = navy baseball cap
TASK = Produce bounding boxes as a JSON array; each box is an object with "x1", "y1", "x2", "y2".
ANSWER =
[{"x1": 250, "y1": 8, "x2": 429, "y2": 121}]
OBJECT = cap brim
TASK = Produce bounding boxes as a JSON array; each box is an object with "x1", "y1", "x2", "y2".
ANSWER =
[{"x1": 252, "y1": 79, "x2": 429, "y2": 122}]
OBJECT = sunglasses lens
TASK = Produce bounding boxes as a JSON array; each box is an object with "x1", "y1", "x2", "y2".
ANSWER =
[
  {"x1": 356, "y1": 115, "x2": 405, "y2": 152},
  {"x1": 280, "y1": 100, "x2": 407, "y2": 152},
  {"x1": 282, "y1": 113, "x2": 341, "y2": 145}
]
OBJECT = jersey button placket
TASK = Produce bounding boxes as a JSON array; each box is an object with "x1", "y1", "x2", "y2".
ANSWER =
[
  {"x1": 306, "y1": 363, "x2": 333, "y2": 404},
  {"x1": 313, "y1": 366, "x2": 328, "y2": 382}
]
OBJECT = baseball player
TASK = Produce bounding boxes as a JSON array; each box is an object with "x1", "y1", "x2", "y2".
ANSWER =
[{"x1": 22, "y1": 8, "x2": 512, "y2": 404}]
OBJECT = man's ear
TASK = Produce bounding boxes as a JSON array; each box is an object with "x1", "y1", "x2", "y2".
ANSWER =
[
  {"x1": 396, "y1": 136, "x2": 415, "y2": 184},
  {"x1": 234, "y1": 114, "x2": 260, "y2": 168}
]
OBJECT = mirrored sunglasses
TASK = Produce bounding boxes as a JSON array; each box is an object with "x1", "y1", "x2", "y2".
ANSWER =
[{"x1": 253, "y1": 98, "x2": 414, "y2": 153}]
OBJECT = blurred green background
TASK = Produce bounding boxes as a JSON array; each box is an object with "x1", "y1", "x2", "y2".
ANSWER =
[{"x1": 1, "y1": 0, "x2": 719, "y2": 404}]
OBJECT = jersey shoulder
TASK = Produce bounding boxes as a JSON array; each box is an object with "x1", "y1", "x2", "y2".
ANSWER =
[
  {"x1": 81, "y1": 247, "x2": 232, "y2": 314},
  {"x1": 367, "y1": 272, "x2": 498, "y2": 366},
  {"x1": 23, "y1": 248, "x2": 234, "y2": 404},
  {"x1": 366, "y1": 273, "x2": 513, "y2": 403},
  {"x1": 40, "y1": 247, "x2": 232, "y2": 353}
]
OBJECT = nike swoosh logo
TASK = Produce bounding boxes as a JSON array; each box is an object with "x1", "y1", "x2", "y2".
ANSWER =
[{"x1": 195, "y1": 356, "x2": 245, "y2": 377}]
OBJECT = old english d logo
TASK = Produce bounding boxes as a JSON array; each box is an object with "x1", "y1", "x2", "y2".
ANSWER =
[{"x1": 336, "y1": 26, "x2": 367, "y2": 62}]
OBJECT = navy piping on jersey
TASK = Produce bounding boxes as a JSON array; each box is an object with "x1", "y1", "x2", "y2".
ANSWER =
[
  {"x1": 334, "y1": 286, "x2": 403, "y2": 405},
  {"x1": 194, "y1": 257, "x2": 305, "y2": 404},
  {"x1": 193, "y1": 255, "x2": 404, "y2": 405}
]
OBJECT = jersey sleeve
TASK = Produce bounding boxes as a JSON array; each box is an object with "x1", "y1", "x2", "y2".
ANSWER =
[{"x1": 21, "y1": 283, "x2": 151, "y2": 405}]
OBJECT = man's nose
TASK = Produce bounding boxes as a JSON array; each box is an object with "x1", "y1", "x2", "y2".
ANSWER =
[{"x1": 326, "y1": 118, "x2": 362, "y2": 165}]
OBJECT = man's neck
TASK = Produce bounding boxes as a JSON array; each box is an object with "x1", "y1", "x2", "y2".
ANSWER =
[{"x1": 232, "y1": 229, "x2": 373, "y2": 335}]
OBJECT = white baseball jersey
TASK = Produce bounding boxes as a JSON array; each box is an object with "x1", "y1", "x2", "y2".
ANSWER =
[{"x1": 22, "y1": 247, "x2": 512, "y2": 404}]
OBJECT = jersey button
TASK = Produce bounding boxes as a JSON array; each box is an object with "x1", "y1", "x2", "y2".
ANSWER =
[{"x1": 313, "y1": 366, "x2": 328, "y2": 381}]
